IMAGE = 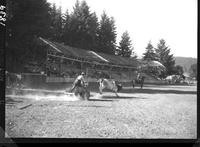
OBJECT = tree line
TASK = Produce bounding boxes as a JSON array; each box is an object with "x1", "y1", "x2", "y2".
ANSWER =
[
  {"x1": 47, "y1": 0, "x2": 136, "y2": 57},
  {"x1": 6, "y1": 0, "x2": 136, "y2": 71},
  {"x1": 142, "y1": 40, "x2": 196, "y2": 80},
  {"x1": 6, "y1": 0, "x2": 193, "y2": 79}
]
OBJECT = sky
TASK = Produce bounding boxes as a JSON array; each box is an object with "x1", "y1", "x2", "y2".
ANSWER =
[{"x1": 47, "y1": 0, "x2": 197, "y2": 58}]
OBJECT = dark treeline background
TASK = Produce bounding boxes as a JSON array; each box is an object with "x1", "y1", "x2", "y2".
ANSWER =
[
  {"x1": 6, "y1": 0, "x2": 194, "y2": 79},
  {"x1": 6, "y1": 0, "x2": 136, "y2": 72}
]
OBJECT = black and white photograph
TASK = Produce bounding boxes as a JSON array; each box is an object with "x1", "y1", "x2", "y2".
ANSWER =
[{"x1": 4, "y1": 0, "x2": 197, "y2": 141}]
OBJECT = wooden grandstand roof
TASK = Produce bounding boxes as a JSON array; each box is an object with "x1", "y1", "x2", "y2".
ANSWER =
[{"x1": 39, "y1": 37, "x2": 139, "y2": 69}]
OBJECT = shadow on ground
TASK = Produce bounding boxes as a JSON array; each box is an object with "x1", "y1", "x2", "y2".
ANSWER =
[
  {"x1": 120, "y1": 88, "x2": 196, "y2": 95},
  {"x1": 88, "y1": 98, "x2": 117, "y2": 102},
  {"x1": 101, "y1": 95, "x2": 147, "y2": 99},
  {"x1": 64, "y1": 104, "x2": 111, "y2": 108}
]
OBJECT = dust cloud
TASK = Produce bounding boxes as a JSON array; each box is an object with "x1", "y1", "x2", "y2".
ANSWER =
[{"x1": 6, "y1": 89, "x2": 80, "y2": 101}]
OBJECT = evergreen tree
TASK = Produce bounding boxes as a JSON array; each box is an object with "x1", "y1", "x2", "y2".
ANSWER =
[
  {"x1": 50, "y1": 4, "x2": 64, "y2": 41},
  {"x1": 142, "y1": 41, "x2": 159, "y2": 77},
  {"x1": 96, "y1": 11, "x2": 117, "y2": 54},
  {"x1": 117, "y1": 31, "x2": 133, "y2": 57},
  {"x1": 189, "y1": 63, "x2": 197, "y2": 79},
  {"x1": 85, "y1": 12, "x2": 99, "y2": 50},
  {"x1": 62, "y1": 0, "x2": 99, "y2": 51},
  {"x1": 142, "y1": 41, "x2": 158, "y2": 61},
  {"x1": 155, "y1": 39, "x2": 175, "y2": 78},
  {"x1": 6, "y1": 0, "x2": 52, "y2": 72},
  {"x1": 173, "y1": 65, "x2": 184, "y2": 75},
  {"x1": 7, "y1": 0, "x2": 52, "y2": 40},
  {"x1": 62, "y1": 9, "x2": 70, "y2": 42},
  {"x1": 62, "y1": 7, "x2": 78, "y2": 47}
]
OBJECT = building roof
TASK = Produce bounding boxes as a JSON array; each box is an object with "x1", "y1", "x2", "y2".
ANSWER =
[{"x1": 39, "y1": 37, "x2": 139, "y2": 69}]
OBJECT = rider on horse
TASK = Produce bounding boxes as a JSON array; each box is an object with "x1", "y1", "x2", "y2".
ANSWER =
[
  {"x1": 68, "y1": 72, "x2": 90, "y2": 100},
  {"x1": 136, "y1": 72, "x2": 141, "y2": 82},
  {"x1": 69, "y1": 72, "x2": 87, "y2": 92},
  {"x1": 132, "y1": 71, "x2": 145, "y2": 89}
]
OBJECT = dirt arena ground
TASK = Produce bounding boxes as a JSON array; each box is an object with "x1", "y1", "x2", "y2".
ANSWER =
[{"x1": 5, "y1": 84, "x2": 197, "y2": 139}]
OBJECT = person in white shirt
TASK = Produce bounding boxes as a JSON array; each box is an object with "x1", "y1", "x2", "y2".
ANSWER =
[
  {"x1": 70, "y1": 72, "x2": 86, "y2": 92},
  {"x1": 137, "y1": 72, "x2": 141, "y2": 81}
]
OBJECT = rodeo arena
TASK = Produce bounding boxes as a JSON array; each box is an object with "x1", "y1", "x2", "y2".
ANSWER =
[{"x1": 5, "y1": 37, "x2": 197, "y2": 139}]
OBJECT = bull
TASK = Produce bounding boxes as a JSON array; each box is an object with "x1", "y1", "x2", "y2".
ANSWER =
[{"x1": 98, "y1": 78, "x2": 122, "y2": 97}]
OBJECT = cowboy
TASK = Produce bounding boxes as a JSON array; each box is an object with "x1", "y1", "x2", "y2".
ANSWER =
[
  {"x1": 133, "y1": 72, "x2": 145, "y2": 88},
  {"x1": 136, "y1": 72, "x2": 141, "y2": 82},
  {"x1": 69, "y1": 72, "x2": 86, "y2": 92}
]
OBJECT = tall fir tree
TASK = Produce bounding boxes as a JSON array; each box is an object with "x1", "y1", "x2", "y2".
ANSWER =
[
  {"x1": 96, "y1": 11, "x2": 117, "y2": 54},
  {"x1": 50, "y1": 4, "x2": 64, "y2": 41},
  {"x1": 117, "y1": 31, "x2": 133, "y2": 57},
  {"x1": 62, "y1": 9, "x2": 70, "y2": 42},
  {"x1": 62, "y1": 0, "x2": 99, "y2": 51},
  {"x1": 155, "y1": 39, "x2": 175, "y2": 77},
  {"x1": 142, "y1": 41, "x2": 159, "y2": 77},
  {"x1": 6, "y1": 0, "x2": 52, "y2": 72},
  {"x1": 142, "y1": 41, "x2": 158, "y2": 61}
]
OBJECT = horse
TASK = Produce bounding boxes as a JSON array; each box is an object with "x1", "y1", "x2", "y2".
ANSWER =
[
  {"x1": 74, "y1": 82, "x2": 90, "y2": 100},
  {"x1": 132, "y1": 76, "x2": 145, "y2": 89}
]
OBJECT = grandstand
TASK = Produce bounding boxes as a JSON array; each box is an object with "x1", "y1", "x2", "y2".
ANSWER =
[{"x1": 38, "y1": 37, "x2": 139, "y2": 83}]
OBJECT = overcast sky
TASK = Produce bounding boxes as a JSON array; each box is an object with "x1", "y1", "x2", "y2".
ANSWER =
[{"x1": 47, "y1": 0, "x2": 197, "y2": 58}]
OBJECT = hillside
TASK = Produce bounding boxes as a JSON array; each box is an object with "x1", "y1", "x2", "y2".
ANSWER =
[{"x1": 175, "y1": 57, "x2": 197, "y2": 73}]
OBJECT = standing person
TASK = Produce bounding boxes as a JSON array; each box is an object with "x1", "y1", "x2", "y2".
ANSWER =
[{"x1": 69, "y1": 72, "x2": 86, "y2": 92}]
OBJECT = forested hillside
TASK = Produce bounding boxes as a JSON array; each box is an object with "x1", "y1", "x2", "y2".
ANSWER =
[{"x1": 175, "y1": 57, "x2": 197, "y2": 73}]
